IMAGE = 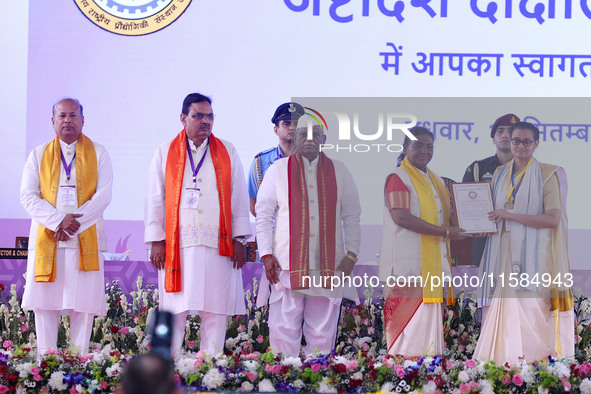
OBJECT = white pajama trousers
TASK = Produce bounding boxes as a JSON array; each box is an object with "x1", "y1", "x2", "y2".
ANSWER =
[
  {"x1": 172, "y1": 311, "x2": 228, "y2": 358},
  {"x1": 268, "y1": 288, "x2": 341, "y2": 357},
  {"x1": 35, "y1": 309, "x2": 94, "y2": 356}
]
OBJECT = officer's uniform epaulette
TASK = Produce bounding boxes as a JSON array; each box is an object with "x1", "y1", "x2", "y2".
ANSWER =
[{"x1": 255, "y1": 146, "x2": 276, "y2": 158}]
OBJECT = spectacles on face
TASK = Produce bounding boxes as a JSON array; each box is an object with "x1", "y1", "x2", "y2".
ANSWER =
[
  {"x1": 510, "y1": 138, "x2": 534, "y2": 147},
  {"x1": 408, "y1": 142, "x2": 435, "y2": 152},
  {"x1": 190, "y1": 112, "x2": 215, "y2": 121}
]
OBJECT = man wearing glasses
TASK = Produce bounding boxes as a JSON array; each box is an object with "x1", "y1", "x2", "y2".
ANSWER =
[
  {"x1": 462, "y1": 113, "x2": 520, "y2": 266},
  {"x1": 247, "y1": 102, "x2": 305, "y2": 216},
  {"x1": 144, "y1": 93, "x2": 251, "y2": 358}
]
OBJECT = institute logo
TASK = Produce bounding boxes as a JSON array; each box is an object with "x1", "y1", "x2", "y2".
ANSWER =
[{"x1": 73, "y1": 0, "x2": 192, "y2": 36}]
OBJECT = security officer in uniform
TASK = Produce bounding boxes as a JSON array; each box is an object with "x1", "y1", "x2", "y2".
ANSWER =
[
  {"x1": 248, "y1": 102, "x2": 305, "y2": 215},
  {"x1": 462, "y1": 113, "x2": 520, "y2": 265}
]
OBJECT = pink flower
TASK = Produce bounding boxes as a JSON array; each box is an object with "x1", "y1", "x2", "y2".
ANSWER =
[
  {"x1": 461, "y1": 331, "x2": 468, "y2": 339},
  {"x1": 245, "y1": 353, "x2": 259, "y2": 360},
  {"x1": 256, "y1": 335, "x2": 264, "y2": 344},
  {"x1": 265, "y1": 364, "x2": 281, "y2": 374},
  {"x1": 562, "y1": 377, "x2": 571, "y2": 391},
  {"x1": 501, "y1": 376, "x2": 511, "y2": 385},
  {"x1": 2, "y1": 340, "x2": 11, "y2": 349},
  {"x1": 46, "y1": 348, "x2": 56, "y2": 355},
  {"x1": 383, "y1": 357, "x2": 393, "y2": 368},
  {"x1": 174, "y1": 374, "x2": 181, "y2": 384},
  {"x1": 362, "y1": 318, "x2": 370, "y2": 325},
  {"x1": 70, "y1": 387, "x2": 78, "y2": 394},
  {"x1": 465, "y1": 359, "x2": 476, "y2": 368},
  {"x1": 512, "y1": 374, "x2": 524, "y2": 386},
  {"x1": 458, "y1": 345, "x2": 465, "y2": 352},
  {"x1": 346, "y1": 359, "x2": 358, "y2": 371},
  {"x1": 187, "y1": 341, "x2": 195, "y2": 349},
  {"x1": 580, "y1": 363, "x2": 591, "y2": 376},
  {"x1": 0, "y1": 386, "x2": 8, "y2": 394},
  {"x1": 247, "y1": 372, "x2": 256, "y2": 382},
  {"x1": 242, "y1": 341, "x2": 250, "y2": 348},
  {"x1": 19, "y1": 316, "x2": 26, "y2": 322},
  {"x1": 31, "y1": 367, "x2": 40, "y2": 374},
  {"x1": 34, "y1": 374, "x2": 42, "y2": 381},
  {"x1": 119, "y1": 327, "x2": 130, "y2": 334},
  {"x1": 361, "y1": 343, "x2": 369, "y2": 351},
  {"x1": 100, "y1": 381, "x2": 108, "y2": 389},
  {"x1": 311, "y1": 363, "x2": 321, "y2": 372},
  {"x1": 133, "y1": 316, "x2": 139, "y2": 324},
  {"x1": 19, "y1": 324, "x2": 27, "y2": 332},
  {"x1": 196, "y1": 350, "x2": 203, "y2": 359},
  {"x1": 368, "y1": 327, "x2": 375, "y2": 335},
  {"x1": 394, "y1": 364, "x2": 405, "y2": 378},
  {"x1": 237, "y1": 324, "x2": 246, "y2": 333},
  {"x1": 195, "y1": 358, "x2": 204, "y2": 367}
]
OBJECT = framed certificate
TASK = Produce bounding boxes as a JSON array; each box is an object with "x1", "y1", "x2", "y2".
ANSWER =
[{"x1": 451, "y1": 182, "x2": 497, "y2": 234}]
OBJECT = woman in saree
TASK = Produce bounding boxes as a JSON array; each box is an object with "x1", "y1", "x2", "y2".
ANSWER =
[
  {"x1": 379, "y1": 126, "x2": 467, "y2": 357},
  {"x1": 474, "y1": 121, "x2": 574, "y2": 364}
]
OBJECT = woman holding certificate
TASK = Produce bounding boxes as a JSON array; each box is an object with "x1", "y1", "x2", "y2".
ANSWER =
[
  {"x1": 474, "y1": 121, "x2": 574, "y2": 364},
  {"x1": 379, "y1": 126, "x2": 467, "y2": 357}
]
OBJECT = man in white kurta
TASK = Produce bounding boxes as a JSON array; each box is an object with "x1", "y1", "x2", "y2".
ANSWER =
[
  {"x1": 144, "y1": 93, "x2": 251, "y2": 358},
  {"x1": 255, "y1": 121, "x2": 361, "y2": 357},
  {"x1": 21, "y1": 98, "x2": 112, "y2": 357}
]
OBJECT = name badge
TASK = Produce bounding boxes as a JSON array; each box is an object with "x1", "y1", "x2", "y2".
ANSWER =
[
  {"x1": 60, "y1": 185, "x2": 77, "y2": 207},
  {"x1": 183, "y1": 188, "x2": 200, "y2": 209}
]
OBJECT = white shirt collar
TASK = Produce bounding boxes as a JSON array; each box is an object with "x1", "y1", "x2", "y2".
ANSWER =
[
  {"x1": 188, "y1": 138, "x2": 209, "y2": 153},
  {"x1": 59, "y1": 139, "x2": 77, "y2": 156}
]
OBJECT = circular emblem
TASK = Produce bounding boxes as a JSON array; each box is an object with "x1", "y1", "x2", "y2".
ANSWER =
[
  {"x1": 511, "y1": 261, "x2": 522, "y2": 274},
  {"x1": 73, "y1": 0, "x2": 192, "y2": 36},
  {"x1": 468, "y1": 191, "x2": 477, "y2": 199}
]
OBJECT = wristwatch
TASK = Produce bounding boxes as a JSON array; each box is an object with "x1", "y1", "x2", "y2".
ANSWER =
[{"x1": 233, "y1": 236, "x2": 247, "y2": 246}]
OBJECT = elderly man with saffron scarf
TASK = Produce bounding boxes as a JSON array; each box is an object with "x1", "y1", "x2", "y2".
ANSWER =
[
  {"x1": 21, "y1": 98, "x2": 113, "y2": 357},
  {"x1": 255, "y1": 116, "x2": 361, "y2": 357},
  {"x1": 144, "y1": 93, "x2": 251, "y2": 358},
  {"x1": 474, "y1": 121, "x2": 574, "y2": 364},
  {"x1": 379, "y1": 126, "x2": 467, "y2": 357}
]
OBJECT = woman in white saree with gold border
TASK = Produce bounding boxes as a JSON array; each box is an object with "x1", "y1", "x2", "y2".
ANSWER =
[{"x1": 474, "y1": 121, "x2": 574, "y2": 365}]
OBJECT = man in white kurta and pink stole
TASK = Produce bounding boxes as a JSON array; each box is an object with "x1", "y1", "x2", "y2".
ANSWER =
[
  {"x1": 145, "y1": 93, "x2": 251, "y2": 358},
  {"x1": 255, "y1": 118, "x2": 361, "y2": 357},
  {"x1": 21, "y1": 98, "x2": 113, "y2": 357}
]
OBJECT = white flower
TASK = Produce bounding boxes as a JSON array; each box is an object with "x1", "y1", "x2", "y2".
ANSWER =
[
  {"x1": 203, "y1": 368, "x2": 225, "y2": 389},
  {"x1": 521, "y1": 364, "x2": 535, "y2": 384},
  {"x1": 550, "y1": 362, "x2": 571, "y2": 378},
  {"x1": 403, "y1": 359, "x2": 415, "y2": 368},
  {"x1": 16, "y1": 362, "x2": 34, "y2": 378},
  {"x1": 538, "y1": 386, "x2": 549, "y2": 394},
  {"x1": 48, "y1": 371, "x2": 68, "y2": 391},
  {"x1": 243, "y1": 360, "x2": 259, "y2": 372},
  {"x1": 318, "y1": 377, "x2": 337, "y2": 393},
  {"x1": 478, "y1": 379, "x2": 494, "y2": 394},
  {"x1": 258, "y1": 378, "x2": 276, "y2": 392},
  {"x1": 352, "y1": 371, "x2": 363, "y2": 380},
  {"x1": 292, "y1": 379, "x2": 304, "y2": 389},
  {"x1": 176, "y1": 358, "x2": 197, "y2": 377},
  {"x1": 281, "y1": 356, "x2": 302, "y2": 368},
  {"x1": 357, "y1": 336, "x2": 372, "y2": 345},
  {"x1": 458, "y1": 370, "x2": 470, "y2": 383},
  {"x1": 241, "y1": 381, "x2": 254, "y2": 391},
  {"x1": 380, "y1": 382, "x2": 395, "y2": 393},
  {"x1": 422, "y1": 380, "x2": 438, "y2": 393},
  {"x1": 580, "y1": 378, "x2": 591, "y2": 394},
  {"x1": 466, "y1": 344, "x2": 474, "y2": 353},
  {"x1": 106, "y1": 362, "x2": 122, "y2": 377},
  {"x1": 216, "y1": 358, "x2": 229, "y2": 368},
  {"x1": 76, "y1": 384, "x2": 84, "y2": 393}
]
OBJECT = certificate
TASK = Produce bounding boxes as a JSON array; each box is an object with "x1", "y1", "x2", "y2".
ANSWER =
[{"x1": 451, "y1": 182, "x2": 497, "y2": 234}]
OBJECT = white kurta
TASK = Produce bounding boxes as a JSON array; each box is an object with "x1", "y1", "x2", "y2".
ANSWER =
[
  {"x1": 144, "y1": 137, "x2": 251, "y2": 315},
  {"x1": 20, "y1": 139, "x2": 112, "y2": 316},
  {"x1": 254, "y1": 156, "x2": 361, "y2": 304}
]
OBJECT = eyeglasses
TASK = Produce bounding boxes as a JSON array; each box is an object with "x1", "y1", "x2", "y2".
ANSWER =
[
  {"x1": 190, "y1": 112, "x2": 215, "y2": 121},
  {"x1": 408, "y1": 142, "x2": 435, "y2": 152},
  {"x1": 511, "y1": 138, "x2": 534, "y2": 147}
]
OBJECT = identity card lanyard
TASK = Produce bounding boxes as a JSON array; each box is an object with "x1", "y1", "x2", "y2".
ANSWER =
[
  {"x1": 505, "y1": 157, "x2": 534, "y2": 209},
  {"x1": 60, "y1": 150, "x2": 76, "y2": 184},
  {"x1": 186, "y1": 138, "x2": 208, "y2": 185}
]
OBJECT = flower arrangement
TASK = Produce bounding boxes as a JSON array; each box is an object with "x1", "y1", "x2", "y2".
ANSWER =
[{"x1": 0, "y1": 279, "x2": 590, "y2": 392}]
